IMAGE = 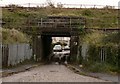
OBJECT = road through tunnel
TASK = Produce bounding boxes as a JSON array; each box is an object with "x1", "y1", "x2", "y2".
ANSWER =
[
  {"x1": 33, "y1": 33, "x2": 79, "y2": 63},
  {"x1": 32, "y1": 16, "x2": 85, "y2": 63}
]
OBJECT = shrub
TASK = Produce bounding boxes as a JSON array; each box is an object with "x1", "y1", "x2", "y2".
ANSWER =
[
  {"x1": 87, "y1": 45, "x2": 101, "y2": 62},
  {"x1": 2, "y1": 28, "x2": 29, "y2": 44},
  {"x1": 88, "y1": 62, "x2": 104, "y2": 72},
  {"x1": 81, "y1": 31, "x2": 119, "y2": 73},
  {"x1": 82, "y1": 9, "x2": 93, "y2": 17},
  {"x1": 85, "y1": 62, "x2": 118, "y2": 73}
]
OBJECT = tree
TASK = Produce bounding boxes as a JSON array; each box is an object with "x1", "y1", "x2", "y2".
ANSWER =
[
  {"x1": 103, "y1": 5, "x2": 115, "y2": 9},
  {"x1": 6, "y1": 4, "x2": 22, "y2": 8},
  {"x1": 57, "y1": 2, "x2": 63, "y2": 8},
  {"x1": 46, "y1": 0, "x2": 55, "y2": 8}
]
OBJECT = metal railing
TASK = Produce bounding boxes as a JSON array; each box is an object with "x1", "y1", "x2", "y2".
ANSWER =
[
  {"x1": 2, "y1": 16, "x2": 118, "y2": 33},
  {"x1": 2, "y1": 17, "x2": 86, "y2": 29}
]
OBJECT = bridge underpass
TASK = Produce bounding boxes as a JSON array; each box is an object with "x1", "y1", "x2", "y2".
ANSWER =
[
  {"x1": 33, "y1": 31, "x2": 79, "y2": 63},
  {"x1": 30, "y1": 16, "x2": 85, "y2": 62}
]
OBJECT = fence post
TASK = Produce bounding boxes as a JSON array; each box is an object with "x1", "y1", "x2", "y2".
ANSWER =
[
  {"x1": 0, "y1": 44, "x2": 2, "y2": 69},
  {"x1": 2, "y1": 45, "x2": 9, "y2": 67},
  {"x1": 41, "y1": 18, "x2": 43, "y2": 26},
  {"x1": 100, "y1": 47, "x2": 103, "y2": 62}
]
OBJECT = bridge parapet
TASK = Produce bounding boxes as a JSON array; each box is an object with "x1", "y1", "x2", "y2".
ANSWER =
[
  {"x1": 38, "y1": 16, "x2": 86, "y2": 29},
  {"x1": 2, "y1": 16, "x2": 86, "y2": 35}
]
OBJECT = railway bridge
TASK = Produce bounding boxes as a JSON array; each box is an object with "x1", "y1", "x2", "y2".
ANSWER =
[{"x1": 30, "y1": 16, "x2": 86, "y2": 62}]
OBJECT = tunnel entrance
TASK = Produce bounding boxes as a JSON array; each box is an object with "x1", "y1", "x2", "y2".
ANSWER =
[
  {"x1": 40, "y1": 32, "x2": 71, "y2": 62},
  {"x1": 32, "y1": 16, "x2": 85, "y2": 63},
  {"x1": 33, "y1": 33, "x2": 79, "y2": 63},
  {"x1": 42, "y1": 35, "x2": 52, "y2": 61}
]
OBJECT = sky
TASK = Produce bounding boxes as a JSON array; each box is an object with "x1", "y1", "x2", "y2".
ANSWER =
[{"x1": 0, "y1": 0, "x2": 120, "y2": 8}]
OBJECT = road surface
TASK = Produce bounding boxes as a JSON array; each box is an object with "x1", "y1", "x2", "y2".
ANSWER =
[{"x1": 2, "y1": 64, "x2": 106, "y2": 82}]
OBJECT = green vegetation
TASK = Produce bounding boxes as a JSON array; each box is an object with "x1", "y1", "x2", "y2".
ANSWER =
[
  {"x1": 83, "y1": 31, "x2": 120, "y2": 46},
  {"x1": 79, "y1": 31, "x2": 119, "y2": 73},
  {"x1": 2, "y1": 7, "x2": 118, "y2": 29},
  {"x1": 2, "y1": 6, "x2": 118, "y2": 44},
  {"x1": 1, "y1": 28, "x2": 29, "y2": 44},
  {"x1": 83, "y1": 62, "x2": 118, "y2": 73},
  {"x1": 2, "y1": 5, "x2": 119, "y2": 73}
]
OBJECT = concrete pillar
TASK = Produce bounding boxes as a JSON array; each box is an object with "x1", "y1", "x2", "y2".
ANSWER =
[
  {"x1": 37, "y1": 35, "x2": 43, "y2": 61},
  {"x1": 0, "y1": 44, "x2": 2, "y2": 69},
  {"x1": 32, "y1": 35, "x2": 43, "y2": 62},
  {"x1": 70, "y1": 36, "x2": 79, "y2": 63}
]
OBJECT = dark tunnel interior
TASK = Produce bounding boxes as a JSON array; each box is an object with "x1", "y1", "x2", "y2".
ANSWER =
[
  {"x1": 42, "y1": 35, "x2": 52, "y2": 61},
  {"x1": 33, "y1": 31, "x2": 79, "y2": 63},
  {"x1": 41, "y1": 34, "x2": 71, "y2": 62}
]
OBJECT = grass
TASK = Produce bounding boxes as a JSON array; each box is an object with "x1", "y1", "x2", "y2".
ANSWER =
[
  {"x1": 82, "y1": 62, "x2": 118, "y2": 74},
  {"x1": 2, "y1": 7, "x2": 118, "y2": 29},
  {"x1": 80, "y1": 31, "x2": 119, "y2": 74},
  {"x1": 2, "y1": 7, "x2": 119, "y2": 74},
  {"x1": 2, "y1": 28, "x2": 29, "y2": 44},
  {"x1": 82, "y1": 31, "x2": 119, "y2": 46}
]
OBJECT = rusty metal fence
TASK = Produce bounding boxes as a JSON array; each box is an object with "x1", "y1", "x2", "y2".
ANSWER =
[{"x1": 2, "y1": 44, "x2": 32, "y2": 67}]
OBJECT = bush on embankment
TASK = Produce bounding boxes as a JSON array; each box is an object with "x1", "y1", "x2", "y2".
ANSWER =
[
  {"x1": 1, "y1": 28, "x2": 29, "y2": 44},
  {"x1": 79, "y1": 31, "x2": 119, "y2": 73},
  {"x1": 2, "y1": 7, "x2": 118, "y2": 29}
]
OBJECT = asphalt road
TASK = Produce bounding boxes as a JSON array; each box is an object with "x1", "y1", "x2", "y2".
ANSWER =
[{"x1": 2, "y1": 64, "x2": 106, "y2": 82}]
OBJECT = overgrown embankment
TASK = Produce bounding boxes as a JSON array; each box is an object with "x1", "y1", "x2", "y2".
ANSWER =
[
  {"x1": 1, "y1": 28, "x2": 29, "y2": 44},
  {"x1": 2, "y1": 7, "x2": 118, "y2": 29},
  {"x1": 2, "y1": 7, "x2": 118, "y2": 44},
  {"x1": 2, "y1": 6, "x2": 119, "y2": 73},
  {"x1": 78, "y1": 30, "x2": 119, "y2": 73}
]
